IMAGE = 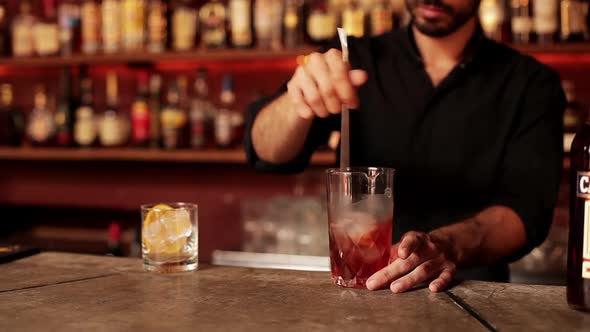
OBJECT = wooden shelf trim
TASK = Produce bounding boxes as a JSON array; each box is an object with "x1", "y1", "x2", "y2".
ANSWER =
[
  {"x1": 0, "y1": 48, "x2": 316, "y2": 67},
  {"x1": 0, "y1": 147, "x2": 336, "y2": 165}
]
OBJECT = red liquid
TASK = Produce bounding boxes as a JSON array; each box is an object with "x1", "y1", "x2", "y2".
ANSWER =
[{"x1": 328, "y1": 214, "x2": 393, "y2": 289}]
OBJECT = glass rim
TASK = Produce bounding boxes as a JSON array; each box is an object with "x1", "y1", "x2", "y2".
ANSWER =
[
  {"x1": 326, "y1": 167, "x2": 396, "y2": 175},
  {"x1": 141, "y1": 202, "x2": 198, "y2": 211}
]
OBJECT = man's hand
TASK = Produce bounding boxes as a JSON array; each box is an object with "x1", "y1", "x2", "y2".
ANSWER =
[
  {"x1": 287, "y1": 49, "x2": 368, "y2": 120},
  {"x1": 366, "y1": 231, "x2": 458, "y2": 293}
]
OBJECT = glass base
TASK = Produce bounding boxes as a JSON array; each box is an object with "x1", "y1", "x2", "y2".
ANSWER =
[
  {"x1": 333, "y1": 276, "x2": 368, "y2": 289},
  {"x1": 143, "y1": 259, "x2": 199, "y2": 273}
]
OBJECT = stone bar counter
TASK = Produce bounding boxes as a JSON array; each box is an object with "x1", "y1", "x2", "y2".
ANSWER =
[{"x1": 0, "y1": 252, "x2": 589, "y2": 331}]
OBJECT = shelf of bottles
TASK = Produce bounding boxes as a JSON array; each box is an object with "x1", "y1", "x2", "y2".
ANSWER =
[{"x1": 0, "y1": 0, "x2": 588, "y2": 163}]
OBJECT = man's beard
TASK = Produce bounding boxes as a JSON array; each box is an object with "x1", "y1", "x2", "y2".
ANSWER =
[{"x1": 406, "y1": 0, "x2": 480, "y2": 37}]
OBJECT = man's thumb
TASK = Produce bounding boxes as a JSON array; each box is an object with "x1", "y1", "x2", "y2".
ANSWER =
[{"x1": 349, "y1": 70, "x2": 368, "y2": 87}]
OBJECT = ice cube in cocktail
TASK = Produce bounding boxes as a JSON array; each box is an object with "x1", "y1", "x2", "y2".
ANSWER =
[{"x1": 328, "y1": 210, "x2": 392, "y2": 288}]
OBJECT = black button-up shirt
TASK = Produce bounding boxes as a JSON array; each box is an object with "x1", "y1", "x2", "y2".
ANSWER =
[{"x1": 244, "y1": 26, "x2": 566, "y2": 281}]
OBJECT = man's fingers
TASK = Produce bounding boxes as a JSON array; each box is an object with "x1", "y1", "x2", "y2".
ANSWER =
[
  {"x1": 366, "y1": 252, "x2": 424, "y2": 291},
  {"x1": 306, "y1": 53, "x2": 342, "y2": 115},
  {"x1": 294, "y1": 67, "x2": 329, "y2": 118},
  {"x1": 287, "y1": 82, "x2": 313, "y2": 119},
  {"x1": 429, "y1": 265, "x2": 457, "y2": 293},
  {"x1": 390, "y1": 259, "x2": 441, "y2": 294},
  {"x1": 398, "y1": 232, "x2": 425, "y2": 259},
  {"x1": 324, "y1": 49, "x2": 359, "y2": 108}
]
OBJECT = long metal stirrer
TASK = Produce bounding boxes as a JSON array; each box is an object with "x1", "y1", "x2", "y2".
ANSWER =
[{"x1": 337, "y1": 28, "x2": 350, "y2": 170}]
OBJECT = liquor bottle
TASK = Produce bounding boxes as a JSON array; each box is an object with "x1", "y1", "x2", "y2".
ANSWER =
[
  {"x1": 55, "y1": 67, "x2": 74, "y2": 147},
  {"x1": 131, "y1": 72, "x2": 151, "y2": 147},
  {"x1": 102, "y1": 0, "x2": 121, "y2": 53},
  {"x1": 568, "y1": 107, "x2": 590, "y2": 312},
  {"x1": 200, "y1": 0, "x2": 227, "y2": 49},
  {"x1": 370, "y1": 0, "x2": 394, "y2": 36},
  {"x1": 58, "y1": 1, "x2": 81, "y2": 56},
  {"x1": 190, "y1": 68, "x2": 213, "y2": 149},
  {"x1": 533, "y1": 0, "x2": 559, "y2": 44},
  {"x1": 27, "y1": 85, "x2": 56, "y2": 146},
  {"x1": 0, "y1": 84, "x2": 25, "y2": 147},
  {"x1": 99, "y1": 72, "x2": 129, "y2": 147},
  {"x1": 284, "y1": 0, "x2": 304, "y2": 49},
  {"x1": 33, "y1": 0, "x2": 60, "y2": 57},
  {"x1": 107, "y1": 222, "x2": 123, "y2": 257},
  {"x1": 147, "y1": 0, "x2": 168, "y2": 53},
  {"x1": 215, "y1": 74, "x2": 235, "y2": 148},
  {"x1": 561, "y1": 0, "x2": 590, "y2": 42},
  {"x1": 121, "y1": 0, "x2": 146, "y2": 51},
  {"x1": 307, "y1": 0, "x2": 337, "y2": 44},
  {"x1": 81, "y1": 0, "x2": 101, "y2": 54},
  {"x1": 0, "y1": 1, "x2": 9, "y2": 56},
  {"x1": 479, "y1": 0, "x2": 505, "y2": 41},
  {"x1": 254, "y1": 0, "x2": 273, "y2": 48},
  {"x1": 148, "y1": 73, "x2": 163, "y2": 148},
  {"x1": 511, "y1": 0, "x2": 533, "y2": 43},
  {"x1": 12, "y1": 0, "x2": 36, "y2": 57},
  {"x1": 160, "y1": 79, "x2": 188, "y2": 149},
  {"x1": 74, "y1": 75, "x2": 98, "y2": 147},
  {"x1": 172, "y1": 0, "x2": 198, "y2": 51},
  {"x1": 563, "y1": 81, "x2": 587, "y2": 153},
  {"x1": 269, "y1": 1, "x2": 285, "y2": 50},
  {"x1": 229, "y1": 0, "x2": 252, "y2": 48},
  {"x1": 342, "y1": 0, "x2": 365, "y2": 38}
]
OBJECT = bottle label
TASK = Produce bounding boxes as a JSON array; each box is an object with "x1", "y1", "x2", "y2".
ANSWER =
[
  {"x1": 132, "y1": 101, "x2": 150, "y2": 143},
  {"x1": 577, "y1": 171, "x2": 590, "y2": 279},
  {"x1": 308, "y1": 12, "x2": 337, "y2": 41}
]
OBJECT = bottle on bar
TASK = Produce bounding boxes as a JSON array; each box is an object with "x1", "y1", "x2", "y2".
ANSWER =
[
  {"x1": 284, "y1": 0, "x2": 304, "y2": 49},
  {"x1": 172, "y1": 0, "x2": 198, "y2": 51},
  {"x1": 0, "y1": 0, "x2": 9, "y2": 56},
  {"x1": 147, "y1": 0, "x2": 168, "y2": 53},
  {"x1": 12, "y1": 0, "x2": 36, "y2": 57},
  {"x1": 0, "y1": 84, "x2": 25, "y2": 147},
  {"x1": 511, "y1": 0, "x2": 533, "y2": 44},
  {"x1": 148, "y1": 73, "x2": 163, "y2": 148},
  {"x1": 33, "y1": 0, "x2": 60, "y2": 57},
  {"x1": 102, "y1": 0, "x2": 121, "y2": 53},
  {"x1": 533, "y1": 0, "x2": 558, "y2": 44},
  {"x1": 342, "y1": 0, "x2": 365, "y2": 38},
  {"x1": 121, "y1": 0, "x2": 146, "y2": 51},
  {"x1": 269, "y1": 0, "x2": 285, "y2": 50},
  {"x1": 74, "y1": 74, "x2": 98, "y2": 148},
  {"x1": 57, "y1": 0, "x2": 81, "y2": 56},
  {"x1": 370, "y1": 0, "x2": 394, "y2": 36},
  {"x1": 99, "y1": 72, "x2": 129, "y2": 147},
  {"x1": 81, "y1": 0, "x2": 101, "y2": 54},
  {"x1": 131, "y1": 71, "x2": 151, "y2": 147},
  {"x1": 478, "y1": 0, "x2": 505, "y2": 42},
  {"x1": 190, "y1": 68, "x2": 213, "y2": 149},
  {"x1": 55, "y1": 67, "x2": 74, "y2": 147},
  {"x1": 568, "y1": 104, "x2": 590, "y2": 312},
  {"x1": 215, "y1": 74, "x2": 235, "y2": 149},
  {"x1": 307, "y1": 0, "x2": 337, "y2": 44},
  {"x1": 199, "y1": 0, "x2": 227, "y2": 49},
  {"x1": 560, "y1": 0, "x2": 590, "y2": 42},
  {"x1": 27, "y1": 85, "x2": 56, "y2": 146},
  {"x1": 229, "y1": 0, "x2": 253, "y2": 48},
  {"x1": 160, "y1": 78, "x2": 189, "y2": 149},
  {"x1": 254, "y1": 0, "x2": 273, "y2": 48}
]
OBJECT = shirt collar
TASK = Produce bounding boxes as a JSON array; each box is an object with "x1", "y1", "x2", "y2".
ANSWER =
[{"x1": 400, "y1": 22, "x2": 488, "y2": 68}]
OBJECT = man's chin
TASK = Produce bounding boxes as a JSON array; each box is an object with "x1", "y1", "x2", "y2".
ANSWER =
[{"x1": 413, "y1": 22, "x2": 455, "y2": 38}]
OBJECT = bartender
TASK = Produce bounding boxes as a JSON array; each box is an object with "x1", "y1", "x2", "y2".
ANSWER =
[{"x1": 244, "y1": 0, "x2": 566, "y2": 293}]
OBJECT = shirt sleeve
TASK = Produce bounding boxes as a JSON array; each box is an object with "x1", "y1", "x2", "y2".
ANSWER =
[
  {"x1": 242, "y1": 40, "x2": 343, "y2": 174},
  {"x1": 490, "y1": 66, "x2": 566, "y2": 263}
]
